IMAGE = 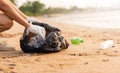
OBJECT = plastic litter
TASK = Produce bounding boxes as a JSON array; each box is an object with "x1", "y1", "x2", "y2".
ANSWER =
[
  {"x1": 100, "y1": 40, "x2": 114, "y2": 49},
  {"x1": 71, "y1": 37, "x2": 84, "y2": 45},
  {"x1": 20, "y1": 22, "x2": 69, "y2": 53}
]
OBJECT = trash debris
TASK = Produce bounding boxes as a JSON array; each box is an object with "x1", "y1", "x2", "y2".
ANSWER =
[
  {"x1": 100, "y1": 40, "x2": 114, "y2": 49},
  {"x1": 20, "y1": 22, "x2": 69, "y2": 53},
  {"x1": 70, "y1": 37, "x2": 84, "y2": 45}
]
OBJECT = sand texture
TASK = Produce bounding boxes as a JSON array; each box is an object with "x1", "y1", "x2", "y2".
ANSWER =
[{"x1": 0, "y1": 18, "x2": 120, "y2": 73}]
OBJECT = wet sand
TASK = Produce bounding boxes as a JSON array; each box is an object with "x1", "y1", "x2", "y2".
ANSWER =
[{"x1": 0, "y1": 17, "x2": 120, "y2": 73}]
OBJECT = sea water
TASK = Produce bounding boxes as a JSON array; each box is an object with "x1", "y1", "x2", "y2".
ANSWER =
[{"x1": 46, "y1": 10, "x2": 120, "y2": 29}]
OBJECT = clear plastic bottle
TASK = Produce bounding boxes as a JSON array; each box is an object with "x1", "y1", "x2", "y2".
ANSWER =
[{"x1": 100, "y1": 40, "x2": 114, "y2": 49}]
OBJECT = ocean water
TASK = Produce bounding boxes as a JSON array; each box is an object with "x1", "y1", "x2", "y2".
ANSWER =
[{"x1": 46, "y1": 10, "x2": 120, "y2": 29}]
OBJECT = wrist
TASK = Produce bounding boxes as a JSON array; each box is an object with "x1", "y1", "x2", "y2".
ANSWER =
[
  {"x1": 26, "y1": 24, "x2": 46, "y2": 37},
  {"x1": 26, "y1": 23, "x2": 32, "y2": 28}
]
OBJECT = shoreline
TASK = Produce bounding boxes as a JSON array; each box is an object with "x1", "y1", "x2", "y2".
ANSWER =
[
  {"x1": 0, "y1": 17, "x2": 120, "y2": 73},
  {"x1": 42, "y1": 10, "x2": 120, "y2": 29}
]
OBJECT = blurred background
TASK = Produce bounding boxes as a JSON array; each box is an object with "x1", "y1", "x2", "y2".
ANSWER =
[{"x1": 10, "y1": 0, "x2": 120, "y2": 28}]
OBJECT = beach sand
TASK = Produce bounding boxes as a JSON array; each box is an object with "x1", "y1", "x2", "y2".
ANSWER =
[{"x1": 0, "y1": 17, "x2": 120, "y2": 73}]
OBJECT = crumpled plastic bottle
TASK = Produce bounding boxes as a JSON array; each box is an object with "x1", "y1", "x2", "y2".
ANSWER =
[
  {"x1": 100, "y1": 40, "x2": 114, "y2": 49},
  {"x1": 71, "y1": 37, "x2": 84, "y2": 45}
]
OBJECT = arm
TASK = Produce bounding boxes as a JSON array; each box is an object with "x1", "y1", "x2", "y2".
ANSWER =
[
  {"x1": 7, "y1": 0, "x2": 27, "y2": 19},
  {"x1": 0, "y1": 0, "x2": 30, "y2": 28}
]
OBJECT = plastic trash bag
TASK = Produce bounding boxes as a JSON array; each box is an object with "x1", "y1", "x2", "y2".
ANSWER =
[{"x1": 20, "y1": 22, "x2": 69, "y2": 53}]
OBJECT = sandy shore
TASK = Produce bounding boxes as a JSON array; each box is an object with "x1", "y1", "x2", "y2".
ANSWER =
[{"x1": 0, "y1": 18, "x2": 120, "y2": 73}]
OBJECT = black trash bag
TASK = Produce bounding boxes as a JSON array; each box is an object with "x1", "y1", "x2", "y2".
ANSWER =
[{"x1": 20, "y1": 22, "x2": 69, "y2": 53}]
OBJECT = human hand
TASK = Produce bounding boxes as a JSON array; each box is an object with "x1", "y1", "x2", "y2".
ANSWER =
[
  {"x1": 26, "y1": 24, "x2": 46, "y2": 47},
  {"x1": 26, "y1": 24, "x2": 46, "y2": 39}
]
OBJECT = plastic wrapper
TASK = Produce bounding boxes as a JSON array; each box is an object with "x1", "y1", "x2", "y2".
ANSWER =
[{"x1": 20, "y1": 22, "x2": 69, "y2": 53}]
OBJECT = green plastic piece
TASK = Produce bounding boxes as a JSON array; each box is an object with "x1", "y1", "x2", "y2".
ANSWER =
[{"x1": 71, "y1": 37, "x2": 84, "y2": 45}]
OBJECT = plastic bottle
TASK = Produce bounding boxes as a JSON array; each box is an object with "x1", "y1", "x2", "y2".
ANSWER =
[
  {"x1": 71, "y1": 37, "x2": 84, "y2": 45},
  {"x1": 100, "y1": 40, "x2": 114, "y2": 49}
]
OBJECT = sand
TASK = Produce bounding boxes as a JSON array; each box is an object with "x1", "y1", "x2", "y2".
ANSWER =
[{"x1": 0, "y1": 18, "x2": 120, "y2": 73}]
